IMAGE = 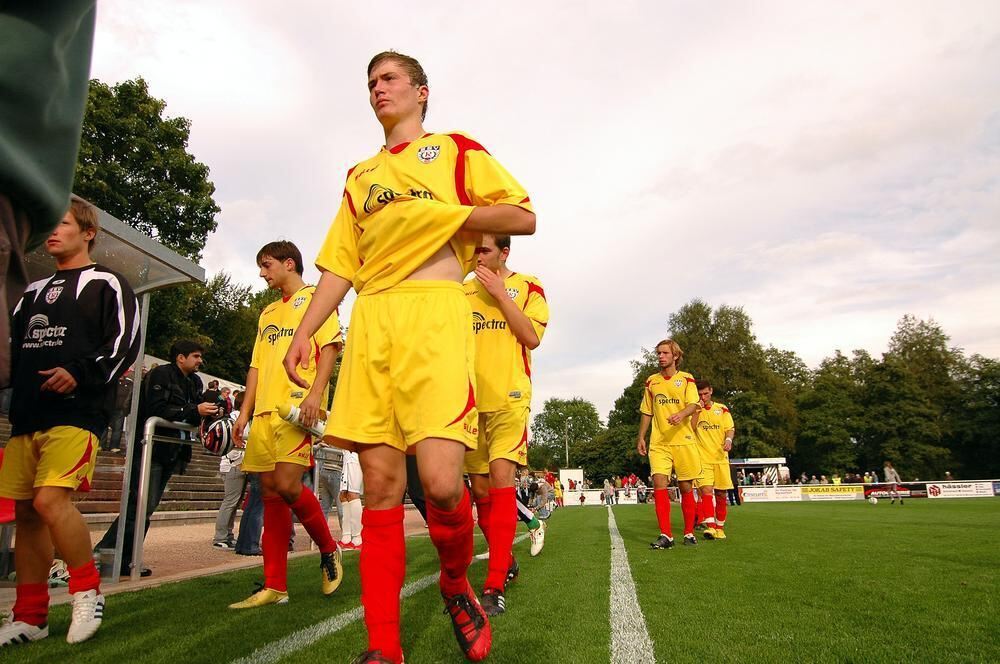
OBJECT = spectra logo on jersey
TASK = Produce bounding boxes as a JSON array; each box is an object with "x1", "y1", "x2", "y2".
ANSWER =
[
  {"x1": 261, "y1": 324, "x2": 294, "y2": 345},
  {"x1": 417, "y1": 145, "x2": 440, "y2": 163},
  {"x1": 24, "y1": 313, "x2": 68, "y2": 348},
  {"x1": 472, "y1": 312, "x2": 507, "y2": 333},
  {"x1": 364, "y1": 184, "x2": 435, "y2": 214},
  {"x1": 655, "y1": 394, "x2": 680, "y2": 406},
  {"x1": 699, "y1": 422, "x2": 722, "y2": 431}
]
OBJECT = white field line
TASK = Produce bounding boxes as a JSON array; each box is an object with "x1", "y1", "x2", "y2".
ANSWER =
[
  {"x1": 232, "y1": 533, "x2": 529, "y2": 664},
  {"x1": 607, "y1": 506, "x2": 656, "y2": 663}
]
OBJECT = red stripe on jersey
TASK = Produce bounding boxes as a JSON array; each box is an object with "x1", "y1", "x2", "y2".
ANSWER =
[
  {"x1": 520, "y1": 196, "x2": 530, "y2": 204},
  {"x1": 526, "y1": 281, "x2": 546, "y2": 301},
  {"x1": 289, "y1": 435, "x2": 312, "y2": 456},
  {"x1": 448, "y1": 133, "x2": 489, "y2": 206},
  {"x1": 537, "y1": 321, "x2": 548, "y2": 327},
  {"x1": 521, "y1": 344, "x2": 531, "y2": 379},
  {"x1": 60, "y1": 434, "x2": 94, "y2": 479},
  {"x1": 447, "y1": 380, "x2": 477, "y2": 426},
  {"x1": 345, "y1": 190, "x2": 357, "y2": 217},
  {"x1": 685, "y1": 377, "x2": 695, "y2": 383},
  {"x1": 722, "y1": 407, "x2": 730, "y2": 413},
  {"x1": 389, "y1": 141, "x2": 411, "y2": 154},
  {"x1": 313, "y1": 340, "x2": 321, "y2": 366},
  {"x1": 513, "y1": 427, "x2": 528, "y2": 451}
]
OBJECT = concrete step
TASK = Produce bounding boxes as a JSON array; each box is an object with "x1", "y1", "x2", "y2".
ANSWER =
[{"x1": 77, "y1": 500, "x2": 224, "y2": 514}]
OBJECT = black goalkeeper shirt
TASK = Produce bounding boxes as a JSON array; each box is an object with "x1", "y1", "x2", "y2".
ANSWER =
[{"x1": 9, "y1": 263, "x2": 140, "y2": 437}]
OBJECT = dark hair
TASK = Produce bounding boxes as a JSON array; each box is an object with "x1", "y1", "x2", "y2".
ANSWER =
[
  {"x1": 695, "y1": 379, "x2": 712, "y2": 391},
  {"x1": 169, "y1": 340, "x2": 204, "y2": 362},
  {"x1": 493, "y1": 234, "x2": 511, "y2": 251},
  {"x1": 256, "y1": 241, "x2": 303, "y2": 275},
  {"x1": 208, "y1": 379, "x2": 219, "y2": 389},
  {"x1": 367, "y1": 50, "x2": 429, "y2": 120},
  {"x1": 69, "y1": 196, "x2": 100, "y2": 251},
  {"x1": 234, "y1": 392, "x2": 244, "y2": 411}
]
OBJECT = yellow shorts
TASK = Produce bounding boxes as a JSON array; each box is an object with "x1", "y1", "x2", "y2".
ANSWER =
[
  {"x1": 0, "y1": 426, "x2": 98, "y2": 499},
  {"x1": 242, "y1": 411, "x2": 314, "y2": 472},
  {"x1": 464, "y1": 407, "x2": 529, "y2": 475},
  {"x1": 698, "y1": 462, "x2": 734, "y2": 490},
  {"x1": 648, "y1": 442, "x2": 702, "y2": 481},
  {"x1": 325, "y1": 281, "x2": 478, "y2": 452}
]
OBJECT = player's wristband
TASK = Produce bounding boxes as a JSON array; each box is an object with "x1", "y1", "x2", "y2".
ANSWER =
[{"x1": 725, "y1": 438, "x2": 733, "y2": 443}]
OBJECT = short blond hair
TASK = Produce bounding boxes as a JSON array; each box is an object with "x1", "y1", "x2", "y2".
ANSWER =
[
  {"x1": 68, "y1": 197, "x2": 99, "y2": 251},
  {"x1": 655, "y1": 339, "x2": 684, "y2": 366}
]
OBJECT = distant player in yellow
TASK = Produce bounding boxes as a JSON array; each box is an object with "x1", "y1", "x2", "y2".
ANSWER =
[
  {"x1": 464, "y1": 233, "x2": 548, "y2": 616},
  {"x1": 283, "y1": 51, "x2": 535, "y2": 664},
  {"x1": 636, "y1": 339, "x2": 702, "y2": 548},
  {"x1": 230, "y1": 241, "x2": 344, "y2": 609},
  {"x1": 693, "y1": 379, "x2": 736, "y2": 540}
]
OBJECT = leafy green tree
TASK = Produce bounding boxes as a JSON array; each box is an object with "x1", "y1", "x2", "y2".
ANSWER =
[
  {"x1": 529, "y1": 398, "x2": 602, "y2": 470},
  {"x1": 792, "y1": 352, "x2": 863, "y2": 475},
  {"x1": 949, "y1": 355, "x2": 1000, "y2": 479}
]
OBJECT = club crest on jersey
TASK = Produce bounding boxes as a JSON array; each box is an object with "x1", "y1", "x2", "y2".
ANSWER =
[
  {"x1": 417, "y1": 145, "x2": 440, "y2": 164},
  {"x1": 714, "y1": 409, "x2": 722, "y2": 416},
  {"x1": 506, "y1": 287, "x2": 520, "y2": 299},
  {"x1": 674, "y1": 379, "x2": 684, "y2": 388},
  {"x1": 293, "y1": 296, "x2": 306, "y2": 308},
  {"x1": 45, "y1": 286, "x2": 63, "y2": 304}
]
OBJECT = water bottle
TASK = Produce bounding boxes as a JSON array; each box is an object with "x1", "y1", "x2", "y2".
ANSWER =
[{"x1": 277, "y1": 404, "x2": 327, "y2": 439}]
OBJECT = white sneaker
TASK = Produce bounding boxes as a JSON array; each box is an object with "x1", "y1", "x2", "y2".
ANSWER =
[
  {"x1": 529, "y1": 520, "x2": 546, "y2": 557},
  {"x1": 0, "y1": 618, "x2": 49, "y2": 647},
  {"x1": 67, "y1": 590, "x2": 105, "y2": 644}
]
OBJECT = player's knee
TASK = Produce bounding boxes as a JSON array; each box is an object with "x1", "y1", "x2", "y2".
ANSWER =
[
  {"x1": 14, "y1": 499, "x2": 42, "y2": 525},
  {"x1": 31, "y1": 489, "x2": 70, "y2": 524},
  {"x1": 423, "y1": 479, "x2": 464, "y2": 510}
]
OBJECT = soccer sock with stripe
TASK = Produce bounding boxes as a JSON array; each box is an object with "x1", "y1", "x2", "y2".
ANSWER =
[
  {"x1": 474, "y1": 494, "x2": 492, "y2": 541},
  {"x1": 289, "y1": 486, "x2": 336, "y2": 554},
  {"x1": 12, "y1": 583, "x2": 49, "y2": 627},
  {"x1": 485, "y1": 486, "x2": 516, "y2": 592},
  {"x1": 350, "y1": 498, "x2": 363, "y2": 544},
  {"x1": 653, "y1": 488, "x2": 672, "y2": 537},
  {"x1": 426, "y1": 489, "x2": 474, "y2": 596},
  {"x1": 715, "y1": 499, "x2": 727, "y2": 528},
  {"x1": 681, "y1": 490, "x2": 697, "y2": 535},
  {"x1": 262, "y1": 496, "x2": 292, "y2": 592},
  {"x1": 67, "y1": 560, "x2": 101, "y2": 595},
  {"x1": 361, "y1": 505, "x2": 405, "y2": 663}
]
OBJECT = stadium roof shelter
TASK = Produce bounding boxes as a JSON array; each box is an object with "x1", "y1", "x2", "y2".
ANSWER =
[
  {"x1": 24, "y1": 197, "x2": 206, "y2": 581},
  {"x1": 731, "y1": 457, "x2": 790, "y2": 484}
]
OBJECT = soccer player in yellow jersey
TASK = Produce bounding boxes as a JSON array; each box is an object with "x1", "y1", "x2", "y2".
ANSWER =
[
  {"x1": 284, "y1": 51, "x2": 535, "y2": 664},
  {"x1": 637, "y1": 339, "x2": 703, "y2": 548},
  {"x1": 229, "y1": 241, "x2": 344, "y2": 609},
  {"x1": 464, "y1": 234, "x2": 548, "y2": 616},
  {"x1": 693, "y1": 379, "x2": 736, "y2": 540}
]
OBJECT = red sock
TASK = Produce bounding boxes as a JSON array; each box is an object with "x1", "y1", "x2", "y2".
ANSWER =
[
  {"x1": 361, "y1": 505, "x2": 405, "y2": 664},
  {"x1": 13, "y1": 583, "x2": 49, "y2": 626},
  {"x1": 426, "y1": 489, "x2": 474, "y2": 596},
  {"x1": 67, "y1": 560, "x2": 101, "y2": 595},
  {"x1": 681, "y1": 490, "x2": 696, "y2": 535},
  {"x1": 701, "y1": 493, "x2": 715, "y2": 524},
  {"x1": 653, "y1": 489, "x2": 672, "y2": 537},
  {"x1": 263, "y1": 496, "x2": 292, "y2": 592},
  {"x1": 290, "y1": 486, "x2": 336, "y2": 554},
  {"x1": 475, "y1": 494, "x2": 492, "y2": 542},
  {"x1": 485, "y1": 487, "x2": 516, "y2": 592},
  {"x1": 716, "y1": 499, "x2": 727, "y2": 527}
]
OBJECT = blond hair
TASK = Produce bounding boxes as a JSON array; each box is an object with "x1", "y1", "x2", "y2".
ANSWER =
[
  {"x1": 655, "y1": 339, "x2": 684, "y2": 366},
  {"x1": 68, "y1": 197, "x2": 99, "y2": 251}
]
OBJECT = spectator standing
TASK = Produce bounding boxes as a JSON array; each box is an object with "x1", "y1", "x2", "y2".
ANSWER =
[
  {"x1": 213, "y1": 399, "x2": 248, "y2": 549},
  {"x1": 103, "y1": 369, "x2": 134, "y2": 452},
  {"x1": 219, "y1": 386, "x2": 234, "y2": 416}
]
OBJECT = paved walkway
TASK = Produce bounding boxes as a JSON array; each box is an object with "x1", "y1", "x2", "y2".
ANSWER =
[{"x1": 0, "y1": 505, "x2": 430, "y2": 606}]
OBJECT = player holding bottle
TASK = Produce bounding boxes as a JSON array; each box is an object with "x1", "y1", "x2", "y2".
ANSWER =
[{"x1": 284, "y1": 52, "x2": 535, "y2": 663}]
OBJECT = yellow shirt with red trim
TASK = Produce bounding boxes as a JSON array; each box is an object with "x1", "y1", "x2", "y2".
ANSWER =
[
  {"x1": 250, "y1": 286, "x2": 342, "y2": 417},
  {"x1": 465, "y1": 272, "x2": 549, "y2": 412},
  {"x1": 694, "y1": 401, "x2": 735, "y2": 464},
  {"x1": 316, "y1": 132, "x2": 533, "y2": 295},
  {"x1": 639, "y1": 371, "x2": 699, "y2": 445}
]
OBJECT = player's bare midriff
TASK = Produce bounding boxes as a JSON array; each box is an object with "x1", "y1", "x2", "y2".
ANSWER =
[{"x1": 406, "y1": 242, "x2": 464, "y2": 282}]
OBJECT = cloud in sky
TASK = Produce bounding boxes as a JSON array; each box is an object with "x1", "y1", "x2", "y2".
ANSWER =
[{"x1": 90, "y1": 1, "x2": 1000, "y2": 419}]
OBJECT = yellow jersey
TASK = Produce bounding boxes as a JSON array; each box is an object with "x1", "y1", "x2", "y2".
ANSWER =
[
  {"x1": 315, "y1": 132, "x2": 533, "y2": 295},
  {"x1": 465, "y1": 272, "x2": 548, "y2": 412},
  {"x1": 639, "y1": 371, "x2": 699, "y2": 445},
  {"x1": 694, "y1": 401, "x2": 735, "y2": 464},
  {"x1": 250, "y1": 286, "x2": 342, "y2": 416}
]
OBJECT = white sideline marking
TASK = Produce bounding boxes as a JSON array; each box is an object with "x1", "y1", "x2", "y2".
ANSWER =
[
  {"x1": 233, "y1": 533, "x2": 529, "y2": 664},
  {"x1": 607, "y1": 506, "x2": 656, "y2": 662}
]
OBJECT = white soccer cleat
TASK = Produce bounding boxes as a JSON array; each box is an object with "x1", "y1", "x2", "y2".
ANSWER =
[
  {"x1": 0, "y1": 618, "x2": 49, "y2": 647},
  {"x1": 529, "y1": 521, "x2": 546, "y2": 557},
  {"x1": 66, "y1": 590, "x2": 104, "y2": 644}
]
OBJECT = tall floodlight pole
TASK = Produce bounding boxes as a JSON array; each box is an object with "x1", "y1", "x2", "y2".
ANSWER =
[{"x1": 564, "y1": 416, "x2": 573, "y2": 467}]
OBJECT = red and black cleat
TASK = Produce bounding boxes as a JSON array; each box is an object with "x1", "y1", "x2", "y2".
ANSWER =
[{"x1": 442, "y1": 585, "x2": 492, "y2": 661}]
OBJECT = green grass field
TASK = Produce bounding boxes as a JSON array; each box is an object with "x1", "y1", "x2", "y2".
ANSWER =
[{"x1": 4, "y1": 500, "x2": 999, "y2": 663}]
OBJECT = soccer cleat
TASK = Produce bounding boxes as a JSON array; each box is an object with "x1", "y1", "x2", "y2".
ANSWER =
[
  {"x1": 48, "y1": 559, "x2": 70, "y2": 587},
  {"x1": 683, "y1": 534, "x2": 698, "y2": 546},
  {"x1": 701, "y1": 527, "x2": 717, "y2": 539},
  {"x1": 708, "y1": 528, "x2": 726, "y2": 540},
  {"x1": 228, "y1": 584, "x2": 289, "y2": 609},
  {"x1": 321, "y1": 549, "x2": 343, "y2": 596},
  {"x1": 66, "y1": 590, "x2": 105, "y2": 644},
  {"x1": 480, "y1": 588, "x2": 506, "y2": 617},
  {"x1": 213, "y1": 540, "x2": 235, "y2": 549},
  {"x1": 529, "y1": 521, "x2": 546, "y2": 557},
  {"x1": 350, "y1": 650, "x2": 400, "y2": 664},
  {"x1": 650, "y1": 534, "x2": 674, "y2": 549},
  {"x1": 0, "y1": 619, "x2": 49, "y2": 647},
  {"x1": 505, "y1": 558, "x2": 519, "y2": 588},
  {"x1": 442, "y1": 585, "x2": 491, "y2": 661}
]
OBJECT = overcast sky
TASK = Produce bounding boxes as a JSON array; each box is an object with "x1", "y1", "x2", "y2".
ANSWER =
[{"x1": 91, "y1": 1, "x2": 1000, "y2": 420}]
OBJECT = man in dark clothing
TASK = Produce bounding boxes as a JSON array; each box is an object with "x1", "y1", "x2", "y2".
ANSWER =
[
  {"x1": 95, "y1": 340, "x2": 218, "y2": 576},
  {"x1": 103, "y1": 370, "x2": 134, "y2": 452}
]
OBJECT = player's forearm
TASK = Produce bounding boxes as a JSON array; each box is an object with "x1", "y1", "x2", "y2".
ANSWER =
[
  {"x1": 725, "y1": 429, "x2": 735, "y2": 442},
  {"x1": 296, "y1": 271, "x2": 351, "y2": 341},
  {"x1": 241, "y1": 368, "x2": 259, "y2": 415},
  {"x1": 495, "y1": 296, "x2": 541, "y2": 349},
  {"x1": 463, "y1": 204, "x2": 535, "y2": 235},
  {"x1": 680, "y1": 403, "x2": 699, "y2": 419},
  {"x1": 637, "y1": 414, "x2": 651, "y2": 441},
  {"x1": 307, "y1": 344, "x2": 339, "y2": 402}
]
